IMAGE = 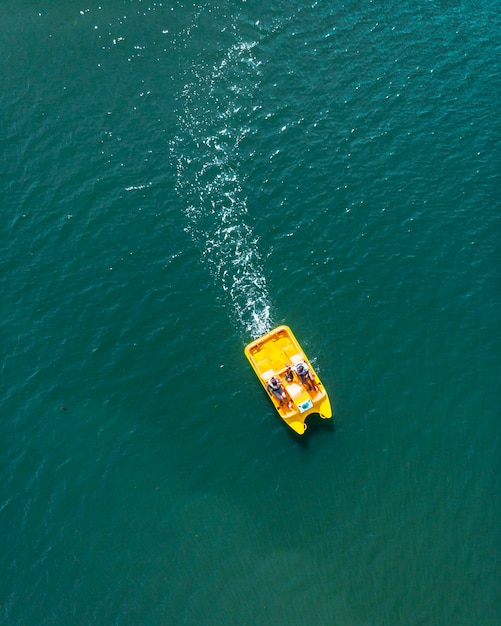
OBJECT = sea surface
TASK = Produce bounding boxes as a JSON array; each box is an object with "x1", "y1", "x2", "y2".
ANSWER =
[{"x1": 1, "y1": 1, "x2": 500, "y2": 624}]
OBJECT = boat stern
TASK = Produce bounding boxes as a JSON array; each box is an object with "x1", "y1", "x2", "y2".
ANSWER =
[{"x1": 319, "y1": 397, "x2": 332, "y2": 419}]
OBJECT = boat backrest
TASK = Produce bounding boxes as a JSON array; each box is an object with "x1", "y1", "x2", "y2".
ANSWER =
[{"x1": 260, "y1": 369, "x2": 275, "y2": 381}]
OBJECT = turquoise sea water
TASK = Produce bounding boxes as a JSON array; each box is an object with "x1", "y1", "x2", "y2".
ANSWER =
[{"x1": 1, "y1": 1, "x2": 500, "y2": 624}]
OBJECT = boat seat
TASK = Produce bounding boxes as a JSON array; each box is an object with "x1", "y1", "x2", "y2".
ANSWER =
[
  {"x1": 289, "y1": 353, "x2": 304, "y2": 365},
  {"x1": 285, "y1": 383, "x2": 303, "y2": 398},
  {"x1": 260, "y1": 369, "x2": 275, "y2": 381}
]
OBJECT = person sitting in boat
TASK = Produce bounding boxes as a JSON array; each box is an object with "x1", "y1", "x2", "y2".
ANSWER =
[
  {"x1": 284, "y1": 364, "x2": 294, "y2": 383},
  {"x1": 295, "y1": 362, "x2": 318, "y2": 392},
  {"x1": 267, "y1": 376, "x2": 292, "y2": 408}
]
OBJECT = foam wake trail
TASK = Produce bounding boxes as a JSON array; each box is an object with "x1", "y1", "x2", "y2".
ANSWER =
[{"x1": 172, "y1": 38, "x2": 273, "y2": 338}]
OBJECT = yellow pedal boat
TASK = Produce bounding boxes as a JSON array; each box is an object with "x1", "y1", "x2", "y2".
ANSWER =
[{"x1": 244, "y1": 325, "x2": 332, "y2": 434}]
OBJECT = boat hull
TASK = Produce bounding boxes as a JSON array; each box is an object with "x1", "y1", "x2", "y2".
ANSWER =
[{"x1": 244, "y1": 325, "x2": 332, "y2": 434}]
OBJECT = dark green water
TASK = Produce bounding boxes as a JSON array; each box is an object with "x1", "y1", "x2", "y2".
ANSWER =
[{"x1": 2, "y1": 1, "x2": 500, "y2": 624}]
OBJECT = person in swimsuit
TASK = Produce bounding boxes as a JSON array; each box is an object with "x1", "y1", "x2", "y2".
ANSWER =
[
  {"x1": 267, "y1": 376, "x2": 292, "y2": 408},
  {"x1": 295, "y1": 361, "x2": 318, "y2": 392}
]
